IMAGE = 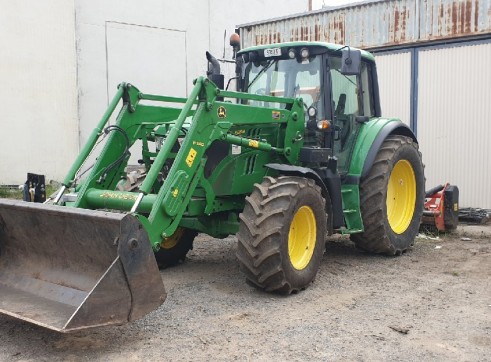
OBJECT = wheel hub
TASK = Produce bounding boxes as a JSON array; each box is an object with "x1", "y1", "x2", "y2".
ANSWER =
[
  {"x1": 288, "y1": 206, "x2": 317, "y2": 270},
  {"x1": 386, "y1": 160, "x2": 416, "y2": 234}
]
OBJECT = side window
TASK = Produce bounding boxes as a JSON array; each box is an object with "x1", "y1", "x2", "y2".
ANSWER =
[
  {"x1": 330, "y1": 57, "x2": 359, "y2": 117},
  {"x1": 360, "y1": 62, "x2": 375, "y2": 117},
  {"x1": 329, "y1": 56, "x2": 363, "y2": 173}
]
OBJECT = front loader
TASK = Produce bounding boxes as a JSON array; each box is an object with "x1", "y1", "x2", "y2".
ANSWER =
[{"x1": 0, "y1": 39, "x2": 424, "y2": 332}]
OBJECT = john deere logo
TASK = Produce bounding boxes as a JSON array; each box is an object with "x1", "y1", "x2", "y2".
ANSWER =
[{"x1": 217, "y1": 106, "x2": 227, "y2": 118}]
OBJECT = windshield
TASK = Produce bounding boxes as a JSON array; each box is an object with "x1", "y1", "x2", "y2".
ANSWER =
[{"x1": 242, "y1": 56, "x2": 323, "y2": 119}]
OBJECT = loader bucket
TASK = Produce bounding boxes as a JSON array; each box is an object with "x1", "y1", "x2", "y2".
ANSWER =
[{"x1": 0, "y1": 199, "x2": 166, "y2": 332}]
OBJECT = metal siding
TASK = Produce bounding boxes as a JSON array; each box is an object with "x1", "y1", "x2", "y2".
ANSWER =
[
  {"x1": 375, "y1": 52, "x2": 412, "y2": 126},
  {"x1": 420, "y1": 0, "x2": 491, "y2": 41},
  {"x1": 239, "y1": 0, "x2": 491, "y2": 49},
  {"x1": 417, "y1": 42, "x2": 491, "y2": 208}
]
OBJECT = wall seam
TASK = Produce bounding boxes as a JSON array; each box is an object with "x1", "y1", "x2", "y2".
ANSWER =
[{"x1": 74, "y1": 0, "x2": 82, "y2": 153}]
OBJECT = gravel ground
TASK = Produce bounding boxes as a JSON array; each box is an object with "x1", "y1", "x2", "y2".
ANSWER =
[{"x1": 0, "y1": 227, "x2": 490, "y2": 361}]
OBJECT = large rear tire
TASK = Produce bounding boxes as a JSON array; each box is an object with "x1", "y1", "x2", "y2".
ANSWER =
[
  {"x1": 351, "y1": 135, "x2": 425, "y2": 255},
  {"x1": 155, "y1": 228, "x2": 197, "y2": 269},
  {"x1": 237, "y1": 176, "x2": 327, "y2": 293}
]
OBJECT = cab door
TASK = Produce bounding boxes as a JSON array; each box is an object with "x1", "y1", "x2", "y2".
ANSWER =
[{"x1": 328, "y1": 57, "x2": 375, "y2": 174}]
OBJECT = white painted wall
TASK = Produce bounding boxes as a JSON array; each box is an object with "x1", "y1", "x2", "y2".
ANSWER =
[
  {"x1": 75, "y1": 0, "x2": 309, "y2": 153},
  {"x1": 0, "y1": 0, "x2": 79, "y2": 184}
]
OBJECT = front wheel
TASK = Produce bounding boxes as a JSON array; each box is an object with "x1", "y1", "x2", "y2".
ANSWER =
[
  {"x1": 237, "y1": 176, "x2": 328, "y2": 293},
  {"x1": 154, "y1": 228, "x2": 197, "y2": 269},
  {"x1": 351, "y1": 135, "x2": 425, "y2": 255}
]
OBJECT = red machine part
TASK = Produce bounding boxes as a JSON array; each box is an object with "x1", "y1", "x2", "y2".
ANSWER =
[{"x1": 422, "y1": 183, "x2": 449, "y2": 232}]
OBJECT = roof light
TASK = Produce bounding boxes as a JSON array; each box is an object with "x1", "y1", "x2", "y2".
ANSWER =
[
  {"x1": 229, "y1": 33, "x2": 240, "y2": 47},
  {"x1": 288, "y1": 48, "x2": 296, "y2": 59},
  {"x1": 301, "y1": 48, "x2": 309, "y2": 59}
]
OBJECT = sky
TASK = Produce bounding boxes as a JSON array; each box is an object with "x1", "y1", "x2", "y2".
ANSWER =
[{"x1": 311, "y1": 0, "x2": 360, "y2": 10}]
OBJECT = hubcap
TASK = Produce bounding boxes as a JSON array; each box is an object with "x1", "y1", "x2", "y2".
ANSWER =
[
  {"x1": 288, "y1": 206, "x2": 317, "y2": 270},
  {"x1": 386, "y1": 160, "x2": 416, "y2": 234},
  {"x1": 161, "y1": 227, "x2": 184, "y2": 249}
]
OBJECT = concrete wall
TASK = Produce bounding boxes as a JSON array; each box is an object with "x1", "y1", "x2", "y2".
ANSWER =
[
  {"x1": 0, "y1": 0, "x2": 308, "y2": 184},
  {"x1": 0, "y1": 0, "x2": 79, "y2": 184}
]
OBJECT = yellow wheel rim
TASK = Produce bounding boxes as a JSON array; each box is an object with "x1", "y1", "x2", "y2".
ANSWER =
[
  {"x1": 386, "y1": 160, "x2": 416, "y2": 234},
  {"x1": 160, "y1": 227, "x2": 184, "y2": 249},
  {"x1": 288, "y1": 206, "x2": 317, "y2": 270}
]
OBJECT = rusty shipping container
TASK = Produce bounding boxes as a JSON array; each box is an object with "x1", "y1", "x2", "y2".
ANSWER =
[{"x1": 238, "y1": 0, "x2": 491, "y2": 49}]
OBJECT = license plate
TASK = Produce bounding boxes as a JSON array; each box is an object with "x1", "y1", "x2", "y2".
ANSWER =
[{"x1": 264, "y1": 48, "x2": 281, "y2": 57}]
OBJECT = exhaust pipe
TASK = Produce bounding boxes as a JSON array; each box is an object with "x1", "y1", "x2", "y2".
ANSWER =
[{"x1": 206, "y1": 51, "x2": 224, "y2": 90}]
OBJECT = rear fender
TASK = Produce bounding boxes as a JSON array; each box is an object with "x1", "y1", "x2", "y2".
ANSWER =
[
  {"x1": 341, "y1": 119, "x2": 416, "y2": 234},
  {"x1": 348, "y1": 118, "x2": 416, "y2": 179}
]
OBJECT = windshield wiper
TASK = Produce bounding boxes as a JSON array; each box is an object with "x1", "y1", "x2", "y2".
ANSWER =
[{"x1": 245, "y1": 59, "x2": 275, "y2": 92}]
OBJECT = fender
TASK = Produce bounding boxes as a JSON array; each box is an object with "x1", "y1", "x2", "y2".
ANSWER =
[
  {"x1": 339, "y1": 119, "x2": 417, "y2": 234},
  {"x1": 348, "y1": 118, "x2": 417, "y2": 180},
  {"x1": 265, "y1": 163, "x2": 338, "y2": 233}
]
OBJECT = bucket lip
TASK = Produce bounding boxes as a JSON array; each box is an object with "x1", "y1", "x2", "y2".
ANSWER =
[
  {"x1": 0, "y1": 308, "x2": 120, "y2": 333},
  {"x1": 0, "y1": 308, "x2": 65, "y2": 332}
]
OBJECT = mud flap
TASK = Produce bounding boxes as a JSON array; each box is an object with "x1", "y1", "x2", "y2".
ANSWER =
[{"x1": 0, "y1": 199, "x2": 166, "y2": 332}]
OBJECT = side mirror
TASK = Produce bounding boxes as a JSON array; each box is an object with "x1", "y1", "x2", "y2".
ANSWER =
[{"x1": 341, "y1": 48, "x2": 361, "y2": 76}]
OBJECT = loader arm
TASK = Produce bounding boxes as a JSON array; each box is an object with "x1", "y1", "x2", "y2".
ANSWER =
[{"x1": 62, "y1": 77, "x2": 305, "y2": 249}]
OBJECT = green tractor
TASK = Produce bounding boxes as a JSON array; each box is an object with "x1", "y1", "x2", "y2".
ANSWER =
[{"x1": 0, "y1": 39, "x2": 424, "y2": 332}]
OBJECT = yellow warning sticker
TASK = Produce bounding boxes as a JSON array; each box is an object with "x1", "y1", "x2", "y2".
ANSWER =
[
  {"x1": 186, "y1": 148, "x2": 197, "y2": 167},
  {"x1": 172, "y1": 188, "x2": 179, "y2": 198},
  {"x1": 454, "y1": 203, "x2": 458, "y2": 212},
  {"x1": 248, "y1": 140, "x2": 259, "y2": 148}
]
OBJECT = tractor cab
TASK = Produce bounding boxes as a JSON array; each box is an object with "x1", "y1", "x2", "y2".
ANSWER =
[{"x1": 236, "y1": 42, "x2": 379, "y2": 174}]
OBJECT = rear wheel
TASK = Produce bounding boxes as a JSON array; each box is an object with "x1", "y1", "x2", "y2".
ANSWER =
[
  {"x1": 237, "y1": 176, "x2": 327, "y2": 293},
  {"x1": 351, "y1": 135, "x2": 424, "y2": 255},
  {"x1": 154, "y1": 228, "x2": 197, "y2": 269}
]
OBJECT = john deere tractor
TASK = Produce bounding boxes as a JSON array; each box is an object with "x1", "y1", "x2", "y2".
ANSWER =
[{"x1": 0, "y1": 39, "x2": 424, "y2": 332}]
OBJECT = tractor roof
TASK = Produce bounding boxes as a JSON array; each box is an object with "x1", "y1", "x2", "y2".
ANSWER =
[{"x1": 239, "y1": 41, "x2": 375, "y2": 62}]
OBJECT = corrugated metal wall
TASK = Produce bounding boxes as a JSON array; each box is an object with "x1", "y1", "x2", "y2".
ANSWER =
[
  {"x1": 375, "y1": 51, "x2": 412, "y2": 126},
  {"x1": 417, "y1": 42, "x2": 491, "y2": 208},
  {"x1": 239, "y1": 0, "x2": 491, "y2": 49}
]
